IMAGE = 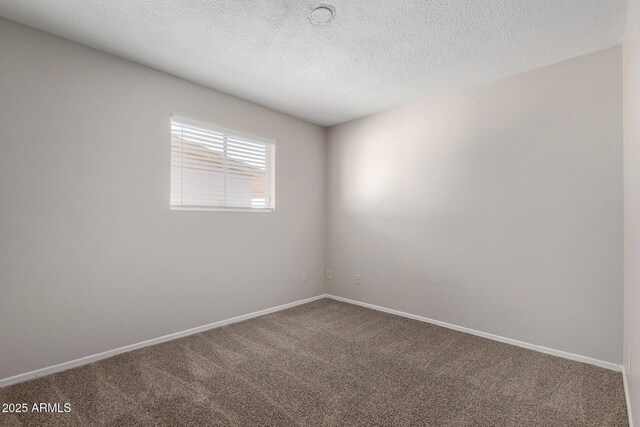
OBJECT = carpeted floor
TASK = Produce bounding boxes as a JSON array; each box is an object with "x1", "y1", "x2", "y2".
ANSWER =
[{"x1": 0, "y1": 298, "x2": 629, "y2": 426}]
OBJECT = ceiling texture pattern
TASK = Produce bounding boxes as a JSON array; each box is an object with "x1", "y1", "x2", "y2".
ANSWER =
[{"x1": 0, "y1": 0, "x2": 628, "y2": 126}]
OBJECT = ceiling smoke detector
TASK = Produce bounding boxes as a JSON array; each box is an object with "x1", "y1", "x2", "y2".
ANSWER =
[{"x1": 309, "y1": 4, "x2": 336, "y2": 25}]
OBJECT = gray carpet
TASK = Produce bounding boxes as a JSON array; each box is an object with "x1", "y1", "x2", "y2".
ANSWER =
[{"x1": 0, "y1": 298, "x2": 629, "y2": 426}]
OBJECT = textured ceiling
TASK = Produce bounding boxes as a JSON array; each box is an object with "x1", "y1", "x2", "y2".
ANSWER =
[{"x1": 0, "y1": 0, "x2": 628, "y2": 126}]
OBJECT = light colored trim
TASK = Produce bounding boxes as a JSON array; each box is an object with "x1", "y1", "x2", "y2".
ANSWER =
[
  {"x1": 170, "y1": 206, "x2": 274, "y2": 212},
  {"x1": 624, "y1": 370, "x2": 635, "y2": 427},
  {"x1": 0, "y1": 294, "x2": 326, "y2": 389},
  {"x1": 1, "y1": 293, "x2": 624, "y2": 390},
  {"x1": 326, "y1": 294, "x2": 623, "y2": 372}
]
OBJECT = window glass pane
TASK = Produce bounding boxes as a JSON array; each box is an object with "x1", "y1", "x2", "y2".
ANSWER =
[{"x1": 170, "y1": 116, "x2": 275, "y2": 211}]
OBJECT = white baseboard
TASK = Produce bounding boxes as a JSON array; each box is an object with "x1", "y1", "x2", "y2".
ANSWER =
[
  {"x1": 326, "y1": 294, "x2": 623, "y2": 372},
  {"x1": 1, "y1": 293, "x2": 626, "y2": 393},
  {"x1": 624, "y1": 370, "x2": 635, "y2": 427},
  {"x1": 0, "y1": 294, "x2": 327, "y2": 389}
]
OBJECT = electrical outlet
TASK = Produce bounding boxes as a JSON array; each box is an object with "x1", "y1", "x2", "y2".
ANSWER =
[
  {"x1": 302, "y1": 272, "x2": 308, "y2": 283},
  {"x1": 325, "y1": 269, "x2": 332, "y2": 280},
  {"x1": 355, "y1": 273, "x2": 360, "y2": 285}
]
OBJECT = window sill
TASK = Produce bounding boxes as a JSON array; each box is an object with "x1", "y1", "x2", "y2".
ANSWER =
[{"x1": 170, "y1": 205, "x2": 274, "y2": 213}]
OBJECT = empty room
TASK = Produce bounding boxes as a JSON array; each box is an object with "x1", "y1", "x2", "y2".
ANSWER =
[{"x1": 0, "y1": 0, "x2": 638, "y2": 425}]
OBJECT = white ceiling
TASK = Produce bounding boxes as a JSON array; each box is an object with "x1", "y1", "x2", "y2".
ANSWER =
[{"x1": 0, "y1": 1, "x2": 628, "y2": 126}]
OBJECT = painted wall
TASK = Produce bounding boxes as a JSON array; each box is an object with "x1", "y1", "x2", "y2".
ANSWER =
[
  {"x1": 0, "y1": 18, "x2": 326, "y2": 381},
  {"x1": 624, "y1": 0, "x2": 640, "y2": 422},
  {"x1": 326, "y1": 47, "x2": 623, "y2": 364}
]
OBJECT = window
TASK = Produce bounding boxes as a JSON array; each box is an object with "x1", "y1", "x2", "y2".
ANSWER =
[{"x1": 170, "y1": 116, "x2": 275, "y2": 211}]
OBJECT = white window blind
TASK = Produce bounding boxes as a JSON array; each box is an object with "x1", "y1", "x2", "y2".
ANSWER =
[{"x1": 170, "y1": 116, "x2": 275, "y2": 211}]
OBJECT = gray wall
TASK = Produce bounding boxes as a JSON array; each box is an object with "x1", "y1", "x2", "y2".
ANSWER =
[
  {"x1": 0, "y1": 18, "x2": 326, "y2": 381},
  {"x1": 0, "y1": 15, "x2": 627, "y2": 383},
  {"x1": 624, "y1": 0, "x2": 640, "y2": 420},
  {"x1": 326, "y1": 47, "x2": 623, "y2": 364}
]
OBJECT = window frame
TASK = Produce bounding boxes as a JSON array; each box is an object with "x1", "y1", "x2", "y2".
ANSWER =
[{"x1": 169, "y1": 115, "x2": 276, "y2": 212}]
